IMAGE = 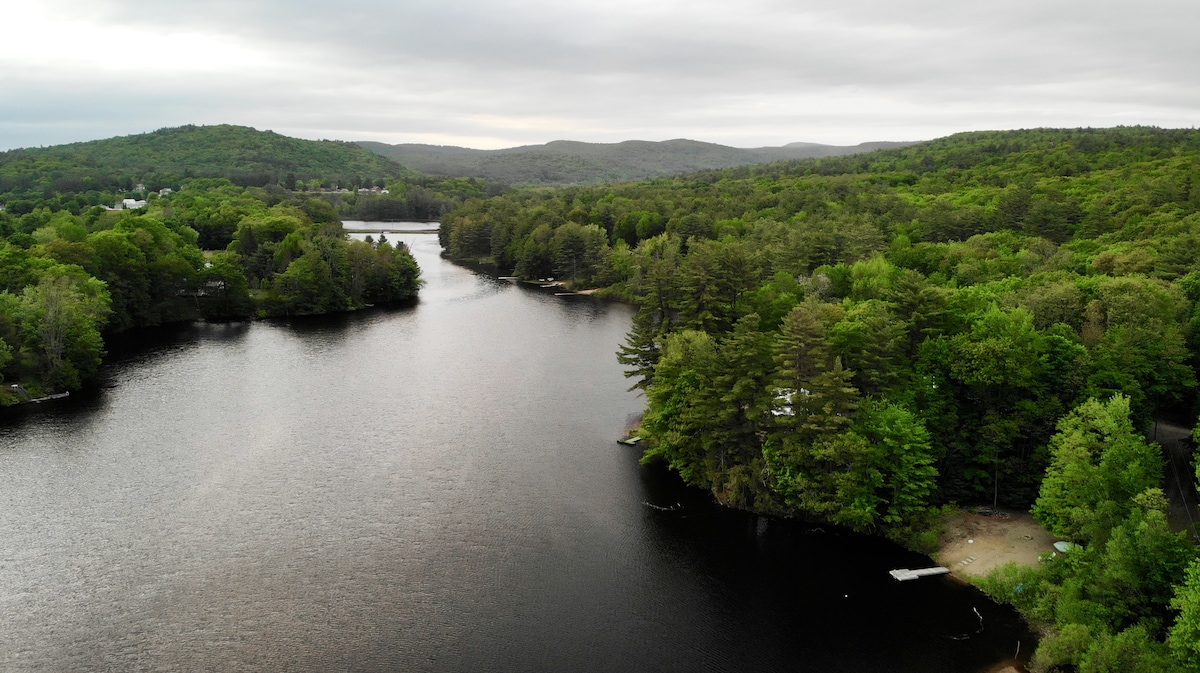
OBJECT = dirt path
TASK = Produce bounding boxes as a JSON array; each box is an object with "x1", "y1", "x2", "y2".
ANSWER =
[
  {"x1": 1154, "y1": 421, "x2": 1200, "y2": 540},
  {"x1": 934, "y1": 509, "x2": 1058, "y2": 579}
]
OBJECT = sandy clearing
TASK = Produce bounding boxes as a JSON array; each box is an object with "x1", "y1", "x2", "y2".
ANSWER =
[{"x1": 934, "y1": 508, "x2": 1058, "y2": 579}]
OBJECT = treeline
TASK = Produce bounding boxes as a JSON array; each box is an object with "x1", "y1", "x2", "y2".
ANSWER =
[
  {"x1": 0, "y1": 180, "x2": 419, "y2": 402},
  {"x1": 438, "y1": 127, "x2": 1200, "y2": 667},
  {"x1": 176, "y1": 179, "x2": 487, "y2": 251},
  {"x1": 315, "y1": 176, "x2": 503, "y2": 223},
  {"x1": 439, "y1": 127, "x2": 1200, "y2": 508}
]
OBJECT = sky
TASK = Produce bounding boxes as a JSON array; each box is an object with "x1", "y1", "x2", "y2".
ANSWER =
[{"x1": 1, "y1": 0, "x2": 1197, "y2": 151}]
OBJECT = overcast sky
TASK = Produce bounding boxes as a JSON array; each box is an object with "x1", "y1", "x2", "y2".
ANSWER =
[{"x1": 1, "y1": 0, "x2": 1197, "y2": 151}]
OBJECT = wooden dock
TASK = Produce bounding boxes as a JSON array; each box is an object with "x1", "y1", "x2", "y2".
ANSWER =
[{"x1": 889, "y1": 566, "x2": 950, "y2": 581}]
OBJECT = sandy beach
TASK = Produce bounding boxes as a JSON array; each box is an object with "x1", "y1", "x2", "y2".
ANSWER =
[{"x1": 935, "y1": 508, "x2": 1058, "y2": 579}]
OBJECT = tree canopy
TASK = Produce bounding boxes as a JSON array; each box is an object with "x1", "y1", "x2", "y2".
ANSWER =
[
  {"x1": 440, "y1": 126, "x2": 1200, "y2": 513},
  {"x1": 0, "y1": 180, "x2": 420, "y2": 401},
  {"x1": 440, "y1": 126, "x2": 1200, "y2": 669}
]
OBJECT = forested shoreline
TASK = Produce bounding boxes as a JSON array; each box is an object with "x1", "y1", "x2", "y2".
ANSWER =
[
  {"x1": 439, "y1": 127, "x2": 1200, "y2": 671},
  {"x1": 0, "y1": 125, "x2": 525, "y2": 403},
  {"x1": 0, "y1": 180, "x2": 420, "y2": 404}
]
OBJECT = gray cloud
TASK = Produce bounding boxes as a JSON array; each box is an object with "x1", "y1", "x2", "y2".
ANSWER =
[{"x1": 1, "y1": 0, "x2": 1196, "y2": 151}]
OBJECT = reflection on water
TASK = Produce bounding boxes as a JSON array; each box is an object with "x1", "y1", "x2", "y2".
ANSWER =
[{"x1": 0, "y1": 230, "x2": 1032, "y2": 672}]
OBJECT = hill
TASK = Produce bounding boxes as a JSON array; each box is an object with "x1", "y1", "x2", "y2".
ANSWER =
[
  {"x1": 358, "y1": 138, "x2": 913, "y2": 186},
  {"x1": 0, "y1": 125, "x2": 405, "y2": 203}
]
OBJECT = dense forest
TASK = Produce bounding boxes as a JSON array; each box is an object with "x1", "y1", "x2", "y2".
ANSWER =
[
  {"x1": 360, "y1": 138, "x2": 912, "y2": 187},
  {"x1": 0, "y1": 125, "x2": 402, "y2": 203},
  {"x1": 0, "y1": 180, "x2": 419, "y2": 403},
  {"x1": 439, "y1": 126, "x2": 1200, "y2": 671},
  {"x1": 0, "y1": 125, "x2": 500, "y2": 223}
]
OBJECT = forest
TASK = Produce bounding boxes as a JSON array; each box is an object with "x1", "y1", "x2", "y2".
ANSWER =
[
  {"x1": 438, "y1": 126, "x2": 1200, "y2": 671},
  {"x1": 0, "y1": 180, "x2": 420, "y2": 402},
  {"x1": 0, "y1": 124, "x2": 496, "y2": 223},
  {"x1": 0, "y1": 124, "x2": 402, "y2": 204},
  {"x1": 0, "y1": 125, "x2": 557, "y2": 403}
]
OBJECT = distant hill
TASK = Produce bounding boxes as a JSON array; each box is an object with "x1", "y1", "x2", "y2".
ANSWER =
[
  {"x1": 0, "y1": 125, "x2": 405, "y2": 198},
  {"x1": 358, "y1": 138, "x2": 915, "y2": 186}
]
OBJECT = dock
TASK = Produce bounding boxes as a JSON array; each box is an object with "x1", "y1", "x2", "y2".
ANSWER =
[
  {"x1": 7, "y1": 385, "x2": 69, "y2": 404},
  {"x1": 889, "y1": 566, "x2": 950, "y2": 581}
]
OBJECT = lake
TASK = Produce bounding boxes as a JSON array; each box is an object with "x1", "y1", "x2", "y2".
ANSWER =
[{"x1": 0, "y1": 225, "x2": 1033, "y2": 671}]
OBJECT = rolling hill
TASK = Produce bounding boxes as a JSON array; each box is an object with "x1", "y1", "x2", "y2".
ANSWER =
[
  {"x1": 0, "y1": 125, "x2": 405, "y2": 200},
  {"x1": 359, "y1": 138, "x2": 914, "y2": 186}
]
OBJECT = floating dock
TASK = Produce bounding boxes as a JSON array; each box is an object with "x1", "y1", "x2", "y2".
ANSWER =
[{"x1": 889, "y1": 566, "x2": 950, "y2": 581}]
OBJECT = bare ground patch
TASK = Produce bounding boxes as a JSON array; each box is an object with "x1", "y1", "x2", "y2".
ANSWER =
[{"x1": 934, "y1": 509, "x2": 1057, "y2": 579}]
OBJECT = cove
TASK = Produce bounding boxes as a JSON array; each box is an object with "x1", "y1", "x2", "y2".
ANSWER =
[{"x1": 0, "y1": 225, "x2": 1033, "y2": 672}]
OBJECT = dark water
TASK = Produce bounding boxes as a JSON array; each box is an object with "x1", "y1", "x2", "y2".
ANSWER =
[{"x1": 0, "y1": 228, "x2": 1033, "y2": 672}]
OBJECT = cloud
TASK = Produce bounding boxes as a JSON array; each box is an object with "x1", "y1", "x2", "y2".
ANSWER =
[{"x1": 0, "y1": 0, "x2": 1196, "y2": 151}]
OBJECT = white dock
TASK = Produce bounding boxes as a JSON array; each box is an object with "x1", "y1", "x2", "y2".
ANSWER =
[{"x1": 889, "y1": 566, "x2": 950, "y2": 581}]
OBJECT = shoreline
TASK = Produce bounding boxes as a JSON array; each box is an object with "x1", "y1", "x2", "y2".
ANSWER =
[
  {"x1": 933, "y1": 508, "x2": 1054, "y2": 673},
  {"x1": 2, "y1": 384, "x2": 70, "y2": 407}
]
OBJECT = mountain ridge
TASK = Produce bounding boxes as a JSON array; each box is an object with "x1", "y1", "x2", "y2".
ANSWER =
[{"x1": 359, "y1": 138, "x2": 916, "y2": 186}]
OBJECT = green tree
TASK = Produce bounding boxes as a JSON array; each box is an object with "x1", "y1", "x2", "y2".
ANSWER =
[
  {"x1": 1034, "y1": 395, "x2": 1164, "y2": 545},
  {"x1": 617, "y1": 235, "x2": 683, "y2": 389},
  {"x1": 641, "y1": 329, "x2": 721, "y2": 487},
  {"x1": 1084, "y1": 489, "x2": 1192, "y2": 629},
  {"x1": 197, "y1": 251, "x2": 253, "y2": 319},
  {"x1": 1168, "y1": 559, "x2": 1200, "y2": 669},
  {"x1": 708, "y1": 314, "x2": 776, "y2": 507},
  {"x1": 0, "y1": 334, "x2": 11, "y2": 382},
  {"x1": 1077, "y1": 625, "x2": 1174, "y2": 673},
  {"x1": 271, "y1": 250, "x2": 345, "y2": 315},
  {"x1": 855, "y1": 399, "x2": 938, "y2": 526},
  {"x1": 551, "y1": 222, "x2": 609, "y2": 286},
  {"x1": 827, "y1": 299, "x2": 907, "y2": 395},
  {"x1": 366, "y1": 240, "x2": 421, "y2": 303},
  {"x1": 774, "y1": 297, "x2": 844, "y2": 397},
  {"x1": 19, "y1": 267, "x2": 111, "y2": 390}
]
